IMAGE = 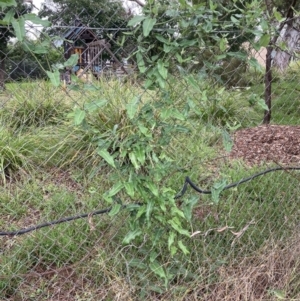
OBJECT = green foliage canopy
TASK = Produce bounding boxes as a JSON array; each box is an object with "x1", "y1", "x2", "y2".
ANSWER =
[{"x1": 39, "y1": 0, "x2": 132, "y2": 39}]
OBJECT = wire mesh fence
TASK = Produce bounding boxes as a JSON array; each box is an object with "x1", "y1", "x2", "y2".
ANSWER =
[{"x1": 0, "y1": 0, "x2": 300, "y2": 300}]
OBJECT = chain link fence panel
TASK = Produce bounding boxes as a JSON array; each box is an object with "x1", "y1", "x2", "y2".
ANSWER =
[{"x1": 0, "y1": 1, "x2": 300, "y2": 300}]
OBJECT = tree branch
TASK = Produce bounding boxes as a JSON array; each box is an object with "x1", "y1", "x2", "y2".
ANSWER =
[{"x1": 129, "y1": 0, "x2": 145, "y2": 7}]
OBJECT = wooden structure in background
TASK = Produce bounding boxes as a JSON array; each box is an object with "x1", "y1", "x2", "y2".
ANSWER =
[{"x1": 62, "y1": 20, "x2": 128, "y2": 82}]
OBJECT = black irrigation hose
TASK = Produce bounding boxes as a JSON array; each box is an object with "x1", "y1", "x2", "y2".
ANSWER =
[
  {"x1": 1, "y1": 166, "x2": 300, "y2": 236},
  {"x1": 174, "y1": 166, "x2": 300, "y2": 198},
  {"x1": 0, "y1": 207, "x2": 114, "y2": 236}
]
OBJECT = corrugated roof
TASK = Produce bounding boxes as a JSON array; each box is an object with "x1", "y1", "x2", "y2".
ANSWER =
[
  {"x1": 64, "y1": 27, "x2": 83, "y2": 39},
  {"x1": 63, "y1": 26, "x2": 97, "y2": 41}
]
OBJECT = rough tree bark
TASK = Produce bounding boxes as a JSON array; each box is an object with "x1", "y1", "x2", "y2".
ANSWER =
[
  {"x1": 273, "y1": 0, "x2": 299, "y2": 72},
  {"x1": 273, "y1": 25, "x2": 300, "y2": 73}
]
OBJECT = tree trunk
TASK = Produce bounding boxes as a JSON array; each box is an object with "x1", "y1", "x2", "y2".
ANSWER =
[
  {"x1": 0, "y1": 58, "x2": 6, "y2": 91},
  {"x1": 273, "y1": 25, "x2": 300, "y2": 73},
  {"x1": 263, "y1": 46, "x2": 272, "y2": 124}
]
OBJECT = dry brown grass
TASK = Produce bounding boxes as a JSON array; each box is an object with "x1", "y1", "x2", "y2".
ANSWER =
[
  {"x1": 182, "y1": 227, "x2": 300, "y2": 301},
  {"x1": 5, "y1": 227, "x2": 299, "y2": 301}
]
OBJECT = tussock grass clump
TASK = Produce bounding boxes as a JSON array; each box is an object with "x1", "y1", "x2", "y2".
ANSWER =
[
  {"x1": 0, "y1": 127, "x2": 34, "y2": 182},
  {"x1": 1, "y1": 81, "x2": 71, "y2": 130},
  {"x1": 163, "y1": 76, "x2": 252, "y2": 127}
]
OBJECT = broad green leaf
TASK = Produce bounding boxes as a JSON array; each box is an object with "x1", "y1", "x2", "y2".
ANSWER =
[
  {"x1": 209, "y1": 0, "x2": 217, "y2": 10},
  {"x1": 128, "y1": 259, "x2": 147, "y2": 269},
  {"x1": 156, "y1": 75, "x2": 166, "y2": 89},
  {"x1": 108, "y1": 203, "x2": 122, "y2": 217},
  {"x1": 134, "y1": 146, "x2": 145, "y2": 165},
  {"x1": 23, "y1": 14, "x2": 51, "y2": 27},
  {"x1": 180, "y1": 19, "x2": 189, "y2": 28},
  {"x1": 178, "y1": 240, "x2": 189, "y2": 255},
  {"x1": 144, "y1": 78, "x2": 154, "y2": 89},
  {"x1": 183, "y1": 195, "x2": 198, "y2": 221},
  {"x1": 22, "y1": 39, "x2": 49, "y2": 54},
  {"x1": 11, "y1": 17, "x2": 25, "y2": 41},
  {"x1": 64, "y1": 54, "x2": 79, "y2": 67},
  {"x1": 129, "y1": 152, "x2": 140, "y2": 170},
  {"x1": 170, "y1": 245, "x2": 178, "y2": 256},
  {"x1": 122, "y1": 229, "x2": 142, "y2": 244},
  {"x1": 171, "y1": 206, "x2": 185, "y2": 219},
  {"x1": 226, "y1": 122, "x2": 241, "y2": 131},
  {"x1": 146, "y1": 201, "x2": 154, "y2": 222},
  {"x1": 203, "y1": 20, "x2": 212, "y2": 32},
  {"x1": 107, "y1": 182, "x2": 124, "y2": 198},
  {"x1": 97, "y1": 149, "x2": 116, "y2": 168},
  {"x1": 165, "y1": 9, "x2": 179, "y2": 17},
  {"x1": 260, "y1": 19, "x2": 268, "y2": 31},
  {"x1": 73, "y1": 108, "x2": 86, "y2": 125},
  {"x1": 172, "y1": 110, "x2": 185, "y2": 121},
  {"x1": 149, "y1": 251, "x2": 158, "y2": 262},
  {"x1": 136, "y1": 52, "x2": 146, "y2": 73},
  {"x1": 31, "y1": 45, "x2": 49, "y2": 54},
  {"x1": 2, "y1": 9, "x2": 14, "y2": 24},
  {"x1": 219, "y1": 38, "x2": 227, "y2": 52},
  {"x1": 178, "y1": 0, "x2": 187, "y2": 6},
  {"x1": 257, "y1": 98, "x2": 269, "y2": 111},
  {"x1": 168, "y1": 218, "x2": 190, "y2": 236},
  {"x1": 127, "y1": 15, "x2": 146, "y2": 27},
  {"x1": 178, "y1": 39, "x2": 197, "y2": 47},
  {"x1": 222, "y1": 130, "x2": 233, "y2": 152},
  {"x1": 126, "y1": 204, "x2": 140, "y2": 212},
  {"x1": 52, "y1": 63, "x2": 64, "y2": 70},
  {"x1": 227, "y1": 52, "x2": 248, "y2": 60},
  {"x1": 215, "y1": 54, "x2": 227, "y2": 60},
  {"x1": 124, "y1": 182, "x2": 135, "y2": 197},
  {"x1": 149, "y1": 260, "x2": 166, "y2": 279},
  {"x1": 136, "y1": 206, "x2": 146, "y2": 220},
  {"x1": 126, "y1": 95, "x2": 140, "y2": 119},
  {"x1": 84, "y1": 99, "x2": 107, "y2": 112},
  {"x1": 184, "y1": 75, "x2": 199, "y2": 89},
  {"x1": 155, "y1": 34, "x2": 170, "y2": 44},
  {"x1": 163, "y1": 44, "x2": 174, "y2": 53},
  {"x1": 157, "y1": 60, "x2": 168, "y2": 80},
  {"x1": 0, "y1": 0, "x2": 16, "y2": 8},
  {"x1": 273, "y1": 9, "x2": 283, "y2": 22},
  {"x1": 143, "y1": 17, "x2": 156, "y2": 37},
  {"x1": 145, "y1": 182, "x2": 159, "y2": 197},
  {"x1": 258, "y1": 34, "x2": 270, "y2": 47},
  {"x1": 161, "y1": 108, "x2": 185, "y2": 121},
  {"x1": 176, "y1": 53, "x2": 183, "y2": 63},
  {"x1": 138, "y1": 123, "x2": 151, "y2": 137},
  {"x1": 248, "y1": 57, "x2": 264, "y2": 73},
  {"x1": 211, "y1": 179, "x2": 227, "y2": 204},
  {"x1": 168, "y1": 232, "x2": 175, "y2": 250},
  {"x1": 230, "y1": 16, "x2": 239, "y2": 24},
  {"x1": 46, "y1": 70, "x2": 60, "y2": 87}
]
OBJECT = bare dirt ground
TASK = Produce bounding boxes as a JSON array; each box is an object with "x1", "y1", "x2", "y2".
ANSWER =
[{"x1": 229, "y1": 124, "x2": 300, "y2": 165}]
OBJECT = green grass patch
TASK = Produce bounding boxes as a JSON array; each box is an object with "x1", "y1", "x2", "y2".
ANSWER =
[{"x1": 1, "y1": 72, "x2": 300, "y2": 300}]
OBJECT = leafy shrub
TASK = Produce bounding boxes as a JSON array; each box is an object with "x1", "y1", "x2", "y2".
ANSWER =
[{"x1": 66, "y1": 79, "x2": 195, "y2": 286}]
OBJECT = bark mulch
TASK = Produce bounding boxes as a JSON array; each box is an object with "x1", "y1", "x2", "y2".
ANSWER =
[{"x1": 229, "y1": 125, "x2": 300, "y2": 165}]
